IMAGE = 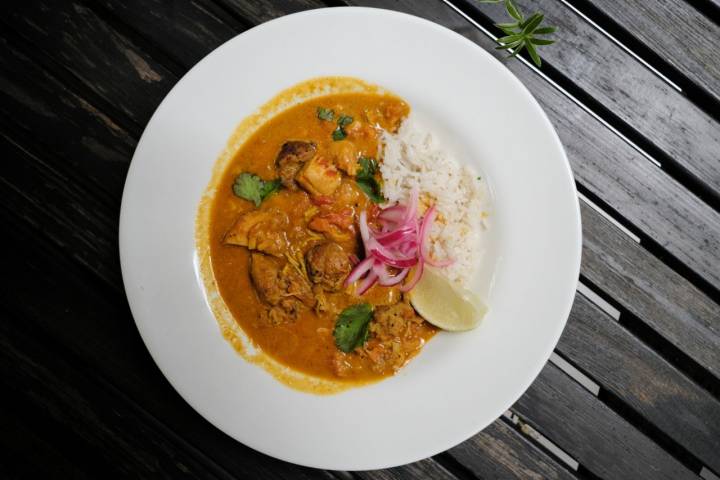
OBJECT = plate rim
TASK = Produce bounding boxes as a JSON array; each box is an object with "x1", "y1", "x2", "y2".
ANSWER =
[{"x1": 119, "y1": 6, "x2": 582, "y2": 470}]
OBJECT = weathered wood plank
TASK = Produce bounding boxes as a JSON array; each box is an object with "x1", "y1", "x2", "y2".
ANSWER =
[
  {"x1": 515, "y1": 362, "x2": 697, "y2": 480},
  {"x1": 589, "y1": 0, "x2": 720, "y2": 103},
  {"x1": 218, "y1": 0, "x2": 328, "y2": 24},
  {"x1": 0, "y1": 132, "x2": 122, "y2": 288},
  {"x1": 0, "y1": 37, "x2": 134, "y2": 203},
  {"x1": 465, "y1": 0, "x2": 720, "y2": 199},
  {"x1": 349, "y1": 0, "x2": 720, "y2": 298},
  {"x1": 4, "y1": 1, "x2": 176, "y2": 127},
  {"x1": 91, "y1": 0, "x2": 242, "y2": 69},
  {"x1": 356, "y1": 458, "x2": 457, "y2": 480},
  {"x1": 448, "y1": 420, "x2": 579, "y2": 480},
  {"x1": 0, "y1": 318, "x2": 231, "y2": 480},
  {"x1": 0, "y1": 399, "x2": 94, "y2": 480},
  {"x1": 561, "y1": 293, "x2": 720, "y2": 473},
  {"x1": 580, "y1": 201, "x2": 720, "y2": 378}
]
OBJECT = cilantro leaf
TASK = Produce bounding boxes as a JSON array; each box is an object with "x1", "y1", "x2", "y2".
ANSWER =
[
  {"x1": 332, "y1": 126, "x2": 347, "y2": 141},
  {"x1": 337, "y1": 115, "x2": 353, "y2": 127},
  {"x1": 259, "y1": 178, "x2": 281, "y2": 200},
  {"x1": 355, "y1": 157, "x2": 384, "y2": 203},
  {"x1": 232, "y1": 173, "x2": 281, "y2": 207},
  {"x1": 317, "y1": 107, "x2": 334, "y2": 121},
  {"x1": 356, "y1": 177, "x2": 385, "y2": 203},
  {"x1": 357, "y1": 156, "x2": 379, "y2": 176},
  {"x1": 333, "y1": 303, "x2": 373, "y2": 352},
  {"x1": 331, "y1": 115, "x2": 354, "y2": 141}
]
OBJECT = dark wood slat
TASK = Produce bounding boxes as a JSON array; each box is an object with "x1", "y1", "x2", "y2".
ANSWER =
[
  {"x1": 217, "y1": 0, "x2": 328, "y2": 24},
  {"x1": 90, "y1": 0, "x2": 243, "y2": 70},
  {"x1": 515, "y1": 362, "x2": 697, "y2": 480},
  {"x1": 356, "y1": 459, "x2": 457, "y2": 480},
  {"x1": 0, "y1": 317, "x2": 230, "y2": 480},
  {"x1": 349, "y1": 0, "x2": 720, "y2": 295},
  {"x1": 448, "y1": 420, "x2": 579, "y2": 480},
  {"x1": 0, "y1": 212, "x2": 339, "y2": 480},
  {"x1": 588, "y1": 0, "x2": 720, "y2": 104},
  {"x1": 0, "y1": 132, "x2": 122, "y2": 288},
  {"x1": 0, "y1": 400, "x2": 94, "y2": 480},
  {"x1": 466, "y1": 0, "x2": 720, "y2": 200},
  {"x1": 5, "y1": 1, "x2": 176, "y2": 127},
  {"x1": 562, "y1": 293, "x2": 720, "y2": 473},
  {"x1": 0, "y1": 36, "x2": 134, "y2": 204},
  {"x1": 580, "y1": 201, "x2": 720, "y2": 378}
]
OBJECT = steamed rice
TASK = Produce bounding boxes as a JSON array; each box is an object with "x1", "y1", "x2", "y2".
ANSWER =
[{"x1": 380, "y1": 114, "x2": 487, "y2": 286}]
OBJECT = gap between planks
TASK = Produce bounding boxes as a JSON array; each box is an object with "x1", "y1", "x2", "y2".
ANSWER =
[
  {"x1": 701, "y1": 466, "x2": 720, "y2": 480},
  {"x1": 502, "y1": 411, "x2": 580, "y2": 471},
  {"x1": 557, "y1": 0, "x2": 682, "y2": 92}
]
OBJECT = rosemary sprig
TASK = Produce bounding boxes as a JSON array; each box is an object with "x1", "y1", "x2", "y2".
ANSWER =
[{"x1": 479, "y1": 0, "x2": 556, "y2": 67}]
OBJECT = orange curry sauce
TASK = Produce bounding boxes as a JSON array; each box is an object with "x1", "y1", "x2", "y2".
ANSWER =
[{"x1": 209, "y1": 92, "x2": 436, "y2": 383}]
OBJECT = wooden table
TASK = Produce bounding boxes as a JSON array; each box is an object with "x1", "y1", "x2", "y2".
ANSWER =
[{"x1": 2, "y1": 1, "x2": 719, "y2": 478}]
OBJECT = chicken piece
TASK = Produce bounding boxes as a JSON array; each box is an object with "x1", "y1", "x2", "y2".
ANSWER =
[
  {"x1": 361, "y1": 301, "x2": 425, "y2": 373},
  {"x1": 307, "y1": 208, "x2": 354, "y2": 243},
  {"x1": 382, "y1": 102, "x2": 408, "y2": 132},
  {"x1": 296, "y1": 155, "x2": 342, "y2": 196},
  {"x1": 305, "y1": 242, "x2": 352, "y2": 291},
  {"x1": 276, "y1": 141, "x2": 317, "y2": 190},
  {"x1": 372, "y1": 302, "x2": 422, "y2": 341},
  {"x1": 223, "y1": 208, "x2": 289, "y2": 257},
  {"x1": 345, "y1": 120, "x2": 377, "y2": 141},
  {"x1": 249, "y1": 253, "x2": 314, "y2": 325},
  {"x1": 328, "y1": 141, "x2": 359, "y2": 176}
]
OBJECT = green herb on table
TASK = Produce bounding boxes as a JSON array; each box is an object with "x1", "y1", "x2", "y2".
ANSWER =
[
  {"x1": 332, "y1": 114, "x2": 354, "y2": 141},
  {"x1": 317, "y1": 107, "x2": 335, "y2": 121},
  {"x1": 479, "y1": 0, "x2": 556, "y2": 67},
  {"x1": 334, "y1": 303, "x2": 374, "y2": 352},
  {"x1": 232, "y1": 172, "x2": 282, "y2": 207},
  {"x1": 355, "y1": 157, "x2": 385, "y2": 203}
]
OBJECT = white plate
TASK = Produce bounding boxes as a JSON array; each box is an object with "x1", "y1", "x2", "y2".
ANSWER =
[{"x1": 120, "y1": 7, "x2": 581, "y2": 471}]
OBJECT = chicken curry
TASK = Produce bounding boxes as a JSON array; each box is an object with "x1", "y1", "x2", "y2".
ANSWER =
[{"x1": 208, "y1": 91, "x2": 437, "y2": 383}]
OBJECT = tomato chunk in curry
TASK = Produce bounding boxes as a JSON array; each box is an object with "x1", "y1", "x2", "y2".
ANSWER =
[{"x1": 209, "y1": 93, "x2": 436, "y2": 383}]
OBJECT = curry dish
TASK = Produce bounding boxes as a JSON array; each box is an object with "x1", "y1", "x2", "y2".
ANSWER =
[{"x1": 208, "y1": 91, "x2": 438, "y2": 384}]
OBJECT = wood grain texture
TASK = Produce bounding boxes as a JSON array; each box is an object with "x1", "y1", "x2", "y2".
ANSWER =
[
  {"x1": 217, "y1": 0, "x2": 328, "y2": 24},
  {"x1": 448, "y1": 420, "x2": 579, "y2": 480},
  {"x1": 0, "y1": 317, "x2": 231, "y2": 480},
  {"x1": 580, "y1": 201, "x2": 720, "y2": 378},
  {"x1": 356, "y1": 459, "x2": 457, "y2": 480},
  {"x1": 562, "y1": 293, "x2": 720, "y2": 473},
  {"x1": 589, "y1": 0, "x2": 720, "y2": 103},
  {"x1": 0, "y1": 132, "x2": 122, "y2": 289},
  {"x1": 0, "y1": 37, "x2": 134, "y2": 203},
  {"x1": 466, "y1": 0, "x2": 720, "y2": 199},
  {"x1": 349, "y1": 0, "x2": 720, "y2": 294},
  {"x1": 4, "y1": 1, "x2": 176, "y2": 128},
  {"x1": 0, "y1": 400, "x2": 94, "y2": 480},
  {"x1": 91, "y1": 0, "x2": 243, "y2": 70},
  {"x1": 515, "y1": 362, "x2": 697, "y2": 480}
]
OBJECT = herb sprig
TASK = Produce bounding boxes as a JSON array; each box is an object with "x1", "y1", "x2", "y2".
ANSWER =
[
  {"x1": 480, "y1": 0, "x2": 556, "y2": 67},
  {"x1": 355, "y1": 157, "x2": 384, "y2": 204},
  {"x1": 232, "y1": 173, "x2": 281, "y2": 207},
  {"x1": 333, "y1": 303, "x2": 373, "y2": 353}
]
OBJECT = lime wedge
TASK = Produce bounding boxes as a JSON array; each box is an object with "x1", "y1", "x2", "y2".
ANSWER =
[{"x1": 408, "y1": 267, "x2": 486, "y2": 331}]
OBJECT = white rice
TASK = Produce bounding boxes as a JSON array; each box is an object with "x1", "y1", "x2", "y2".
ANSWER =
[{"x1": 380, "y1": 114, "x2": 487, "y2": 286}]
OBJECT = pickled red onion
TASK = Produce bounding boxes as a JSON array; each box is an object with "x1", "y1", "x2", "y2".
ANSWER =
[{"x1": 345, "y1": 194, "x2": 452, "y2": 294}]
